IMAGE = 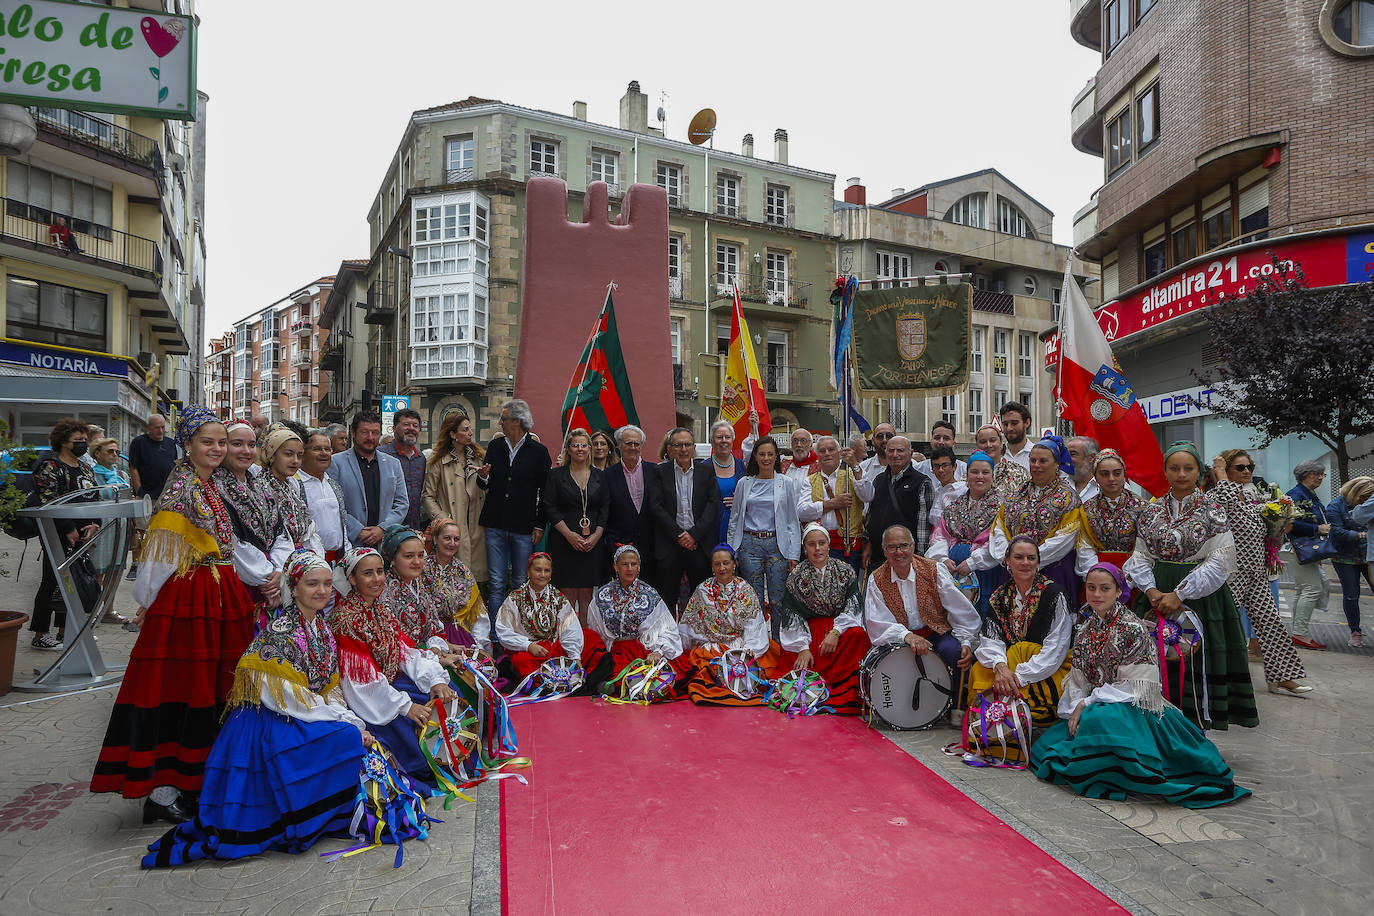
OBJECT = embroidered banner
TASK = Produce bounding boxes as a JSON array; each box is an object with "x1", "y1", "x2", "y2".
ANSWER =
[{"x1": 851, "y1": 282, "x2": 971, "y2": 396}]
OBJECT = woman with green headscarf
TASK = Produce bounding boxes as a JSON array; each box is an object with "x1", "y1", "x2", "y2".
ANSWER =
[{"x1": 1123, "y1": 441, "x2": 1257, "y2": 729}]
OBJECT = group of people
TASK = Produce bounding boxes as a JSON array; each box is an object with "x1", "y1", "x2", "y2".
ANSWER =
[{"x1": 28, "y1": 392, "x2": 1370, "y2": 867}]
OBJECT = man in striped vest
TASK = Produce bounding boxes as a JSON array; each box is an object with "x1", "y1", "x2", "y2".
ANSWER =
[{"x1": 797, "y1": 436, "x2": 873, "y2": 574}]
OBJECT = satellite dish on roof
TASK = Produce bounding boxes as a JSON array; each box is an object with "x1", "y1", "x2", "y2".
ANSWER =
[{"x1": 688, "y1": 108, "x2": 717, "y2": 145}]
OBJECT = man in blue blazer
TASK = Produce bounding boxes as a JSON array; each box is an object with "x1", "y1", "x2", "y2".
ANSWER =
[
  {"x1": 328, "y1": 409, "x2": 410, "y2": 547},
  {"x1": 604, "y1": 424, "x2": 659, "y2": 575}
]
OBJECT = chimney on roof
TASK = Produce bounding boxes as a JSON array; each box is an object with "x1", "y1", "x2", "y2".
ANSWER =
[
  {"x1": 620, "y1": 81, "x2": 648, "y2": 134},
  {"x1": 844, "y1": 177, "x2": 866, "y2": 206},
  {"x1": 891, "y1": 187, "x2": 906, "y2": 198},
  {"x1": 773, "y1": 128, "x2": 788, "y2": 164},
  {"x1": 573, "y1": 100, "x2": 587, "y2": 121},
  {"x1": 742, "y1": 133, "x2": 754, "y2": 157}
]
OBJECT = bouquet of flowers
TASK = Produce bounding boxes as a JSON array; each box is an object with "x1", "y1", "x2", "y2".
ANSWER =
[{"x1": 1258, "y1": 486, "x2": 1308, "y2": 576}]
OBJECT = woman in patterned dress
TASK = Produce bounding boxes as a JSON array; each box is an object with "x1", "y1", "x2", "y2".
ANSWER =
[
  {"x1": 494, "y1": 553, "x2": 601, "y2": 679},
  {"x1": 989, "y1": 435, "x2": 1093, "y2": 600},
  {"x1": 377, "y1": 524, "x2": 463, "y2": 660},
  {"x1": 422, "y1": 517, "x2": 487, "y2": 650},
  {"x1": 928, "y1": 450, "x2": 1004, "y2": 619},
  {"x1": 143, "y1": 551, "x2": 375, "y2": 867},
  {"x1": 678, "y1": 545, "x2": 785, "y2": 706},
  {"x1": 585, "y1": 544, "x2": 686, "y2": 697},
  {"x1": 1031, "y1": 563, "x2": 1250, "y2": 808},
  {"x1": 329, "y1": 546, "x2": 460, "y2": 791},
  {"x1": 213, "y1": 419, "x2": 291, "y2": 627},
  {"x1": 1210, "y1": 451, "x2": 1313, "y2": 697},
  {"x1": 1123, "y1": 441, "x2": 1258, "y2": 729},
  {"x1": 259, "y1": 423, "x2": 322, "y2": 558},
  {"x1": 776, "y1": 524, "x2": 871, "y2": 714},
  {"x1": 975, "y1": 423, "x2": 1030, "y2": 498},
  {"x1": 92, "y1": 408, "x2": 256, "y2": 824},
  {"x1": 1078, "y1": 448, "x2": 1143, "y2": 572}
]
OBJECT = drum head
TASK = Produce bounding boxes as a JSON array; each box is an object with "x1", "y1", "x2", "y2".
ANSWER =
[{"x1": 860, "y1": 643, "x2": 954, "y2": 730}]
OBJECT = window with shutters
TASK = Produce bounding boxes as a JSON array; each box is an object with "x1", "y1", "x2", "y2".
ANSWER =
[{"x1": 1239, "y1": 179, "x2": 1269, "y2": 241}]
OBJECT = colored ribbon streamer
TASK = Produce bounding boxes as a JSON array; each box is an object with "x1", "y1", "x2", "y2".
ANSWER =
[
  {"x1": 507, "y1": 657, "x2": 585, "y2": 706},
  {"x1": 765, "y1": 668, "x2": 834, "y2": 718},
  {"x1": 323, "y1": 740, "x2": 437, "y2": 868},
  {"x1": 601, "y1": 657, "x2": 676, "y2": 705}
]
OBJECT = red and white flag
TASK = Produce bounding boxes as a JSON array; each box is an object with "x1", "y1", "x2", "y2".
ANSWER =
[{"x1": 1054, "y1": 261, "x2": 1168, "y2": 497}]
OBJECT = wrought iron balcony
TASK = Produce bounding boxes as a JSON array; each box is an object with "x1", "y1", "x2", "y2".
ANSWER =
[
  {"x1": 973, "y1": 289, "x2": 1015, "y2": 315},
  {"x1": 668, "y1": 275, "x2": 683, "y2": 300},
  {"x1": 291, "y1": 318, "x2": 313, "y2": 337},
  {"x1": 764, "y1": 363, "x2": 814, "y2": 399},
  {"x1": 32, "y1": 108, "x2": 162, "y2": 172},
  {"x1": 672, "y1": 363, "x2": 687, "y2": 393},
  {"x1": 712, "y1": 271, "x2": 811, "y2": 310},
  {"x1": 290, "y1": 351, "x2": 312, "y2": 368},
  {"x1": 319, "y1": 341, "x2": 344, "y2": 370},
  {"x1": 1, "y1": 197, "x2": 162, "y2": 279}
]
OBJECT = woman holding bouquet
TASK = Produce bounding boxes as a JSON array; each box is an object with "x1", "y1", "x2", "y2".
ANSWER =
[{"x1": 1211, "y1": 452, "x2": 1312, "y2": 697}]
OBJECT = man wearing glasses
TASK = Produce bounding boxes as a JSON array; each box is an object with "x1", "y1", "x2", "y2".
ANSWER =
[
  {"x1": 604, "y1": 424, "x2": 660, "y2": 576},
  {"x1": 649, "y1": 427, "x2": 720, "y2": 613},
  {"x1": 860, "y1": 423, "x2": 897, "y2": 481},
  {"x1": 863, "y1": 525, "x2": 978, "y2": 673}
]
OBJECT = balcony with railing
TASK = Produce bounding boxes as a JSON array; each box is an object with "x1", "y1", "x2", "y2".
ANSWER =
[
  {"x1": 668, "y1": 275, "x2": 683, "y2": 301},
  {"x1": 363, "y1": 282, "x2": 396, "y2": 325},
  {"x1": 763, "y1": 363, "x2": 815, "y2": 401},
  {"x1": 289, "y1": 381, "x2": 309, "y2": 400},
  {"x1": 291, "y1": 318, "x2": 313, "y2": 337},
  {"x1": 319, "y1": 341, "x2": 345, "y2": 370},
  {"x1": 291, "y1": 351, "x2": 312, "y2": 368},
  {"x1": 320, "y1": 386, "x2": 346, "y2": 415},
  {"x1": 764, "y1": 211, "x2": 794, "y2": 228},
  {"x1": 712, "y1": 271, "x2": 811, "y2": 311},
  {"x1": 672, "y1": 363, "x2": 687, "y2": 394},
  {"x1": 32, "y1": 108, "x2": 163, "y2": 181},
  {"x1": 446, "y1": 167, "x2": 476, "y2": 183},
  {"x1": 973, "y1": 289, "x2": 1016, "y2": 315},
  {"x1": 1, "y1": 197, "x2": 162, "y2": 282}
]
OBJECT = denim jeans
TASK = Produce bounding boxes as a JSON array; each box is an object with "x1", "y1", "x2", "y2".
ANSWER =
[
  {"x1": 1332, "y1": 561, "x2": 1366, "y2": 633},
  {"x1": 1290, "y1": 559, "x2": 1325, "y2": 636},
  {"x1": 738, "y1": 533, "x2": 788, "y2": 640},
  {"x1": 486, "y1": 528, "x2": 534, "y2": 627}
]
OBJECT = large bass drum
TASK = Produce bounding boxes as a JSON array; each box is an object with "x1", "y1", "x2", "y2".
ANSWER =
[{"x1": 859, "y1": 643, "x2": 954, "y2": 730}]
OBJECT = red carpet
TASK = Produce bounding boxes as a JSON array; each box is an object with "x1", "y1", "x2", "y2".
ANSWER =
[{"x1": 500, "y1": 700, "x2": 1127, "y2": 915}]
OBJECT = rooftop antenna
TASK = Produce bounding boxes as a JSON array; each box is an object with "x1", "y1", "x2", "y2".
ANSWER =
[{"x1": 657, "y1": 91, "x2": 667, "y2": 135}]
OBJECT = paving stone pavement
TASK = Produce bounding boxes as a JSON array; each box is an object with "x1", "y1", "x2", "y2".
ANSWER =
[{"x1": 2, "y1": 537, "x2": 1371, "y2": 914}]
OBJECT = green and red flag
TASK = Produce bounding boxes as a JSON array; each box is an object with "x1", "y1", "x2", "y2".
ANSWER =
[{"x1": 561, "y1": 288, "x2": 641, "y2": 436}]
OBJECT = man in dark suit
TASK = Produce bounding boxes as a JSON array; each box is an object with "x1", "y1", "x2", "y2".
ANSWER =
[
  {"x1": 865, "y1": 435, "x2": 936, "y2": 564},
  {"x1": 649, "y1": 427, "x2": 720, "y2": 613},
  {"x1": 477, "y1": 398, "x2": 552, "y2": 621},
  {"x1": 604, "y1": 424, "x2": 659, "y2": 573}
]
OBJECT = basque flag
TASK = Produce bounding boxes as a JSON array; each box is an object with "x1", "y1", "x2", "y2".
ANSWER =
[
  {"x1": 1054, "y1": 261, "x2": 1167, "y2": 497},
  {"x1": 560, "y1": 289, "x2": 641, "y2": 436}
]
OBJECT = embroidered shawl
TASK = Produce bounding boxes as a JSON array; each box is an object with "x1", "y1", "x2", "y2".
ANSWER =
[
  {"x1": 511, "y1": 582, "x2": 569, "y2": 642},
  {"x1": 682, "y1": 576, "x2": 760, "y2": 643},
  {"x1": 327, "y1": 590, "x2": 409, "y2": 682},
  {"x1": 382, "y1": 571, "x2": 446, "y2": 647},
  {"x1": 1136, "y1": 490, "x2": 1231, "y2": 562},
  {"x1": 993, "y1": 458, "x2": 1030, "y2": 498},
  {"x1": 1081, "y1": 491, "x2": 1144, "y2": 552},
  {"x1": 226, "y1": 607, "x2": 342, "y2": 712},
  {"x1": 261, "y1": 472, "x2": 314, "y2": 547},
  {"x1": 998, "y1": 476, "x2": 1081, "y2": 543},
  {"x1": 212, "y1": 466, "x2": 279, "y2": 552},
  {"x1": 137, "y1": 460, "x2": 234, "y2": 577},
  {"x1": 780, "y1": 558, "x2": 861, "y2": 629},
  {"x1": 1070, "y1": 603, "x2": 1164, "y2": 713},
  {"x1": 984, "y1": 575, "x2": 1061, "y2": 646},
  {"x1": 594, "y1": 577, "x2": 664, "y2": 642},
  {"x1": 940, "y1": 488, "x2": 1002, "y2": 545},
  {"x1": 421, "y1": 555, "x2": 483, "y2": 631}
]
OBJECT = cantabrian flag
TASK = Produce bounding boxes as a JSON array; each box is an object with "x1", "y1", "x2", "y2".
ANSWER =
[
  {"x1": 560, "y1": 289, "x2": 640, "y2": 436},
  {"x1": 1054, "y1": 261, "x2": 1167, "y2": 496},
  {"x1": 720, "y1": 284, "x2": 771, "y2": 457}
]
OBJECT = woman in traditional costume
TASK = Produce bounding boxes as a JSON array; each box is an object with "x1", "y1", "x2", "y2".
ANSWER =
[
  {"x1": 776, "y1": 524, "x2": 871, "y2": 714},
  {"x1": 928, "y1": 450, "x2": 1004, "y2": 619},
  {"x1": 259, "y1": 423, "x2": 322, "y2": 557},
  {"x1": 1123, "y1": 440, "x2": 1257, "y2": 729},
  {"x1": 974, "y1": 423, "x2": 1030, "y2": 498},
  {"x1": 214, "y1": 419, "x2": 292, "y2": 627},
  {"x1": 422, "y1": 517, "x2": 487, "y2": 650},
  {"x1": 678, "y1": 545, "x2": 784, "y2": 706},
  {"x1": 967, "y1": 536, "x2": 1074, "y2": 736},
  {"x1": 378, "y1": 524, "x2": 454, "y2": 657},
  {"x1": 989, "y1": 434, "x2": 1092, "y2": 600},
  {"x1": 1077, "y1": 448, "x2": 1142, "y2": 571},
  {"x1": 143, "y1": 551, "x2": 375, "y2": 866},
  {"x1": 329, "y1": 547, "x2": 460, "y2": 791},
  {"x1": 1031, "y1": 563, "x2": 1250, "y2": 808},
  {"x1": 494, "y1": 553, "x2": 595, "y2": 679},
  {"x1": 1210, "y1": 452, "x2": 1313, "y2": 697},
  {"x1": 585, "y1": 544, "x2": 686, "y2": 695},
  {"x1": 91, "y1": 408, "x2": 256, "y2": 824}
]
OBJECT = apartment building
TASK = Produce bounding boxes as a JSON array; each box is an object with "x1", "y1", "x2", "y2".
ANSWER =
[
  {"x1": 1063, "y1": 0, "x2": 1374, "y2": 490},
  {"x1": 836, "y1": 170, "x2": 1098, "y2": 449},
  {"x1": 317, "y1": 259, "x2": 370, "y2": 426},
  {"x1": 352, "y1": 81, "x2": 837, "y2": 443}
]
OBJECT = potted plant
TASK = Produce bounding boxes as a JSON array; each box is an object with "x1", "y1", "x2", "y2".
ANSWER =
[{"x1": 0, "y1": 419, "x2": 36, "y2": 696}]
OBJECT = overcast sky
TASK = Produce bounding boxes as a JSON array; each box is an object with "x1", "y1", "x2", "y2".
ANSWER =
[{"x1": 199, "y1": 0, "x2": 1102, "y2": 335}]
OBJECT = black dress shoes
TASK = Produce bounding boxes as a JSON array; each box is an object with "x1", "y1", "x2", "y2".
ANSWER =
[{"x1": 143, "y1": 796, "x2": 192, "y2": 825}]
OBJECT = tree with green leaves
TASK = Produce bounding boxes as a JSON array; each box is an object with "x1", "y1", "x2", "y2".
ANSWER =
[{"x1": 1191, "y1": 258, "x2": 1374, "y2": 480}]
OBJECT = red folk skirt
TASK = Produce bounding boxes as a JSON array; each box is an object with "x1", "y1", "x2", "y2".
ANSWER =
[
  {"x1": 684, "y1": 641, "x2": 785, "y2": 707},
  {"x1": 91, "y1": 563, "x2": 255, "y2": 798},
  {"x1": 775, "y1": 618, "x2": 871, "y2": 715},
  {"x1": 507, "y1": 628, "x2": 605, "y2": 680}
]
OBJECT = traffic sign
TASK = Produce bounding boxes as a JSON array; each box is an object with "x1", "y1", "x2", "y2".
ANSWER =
[{"x1": 381, "y1": 395, "x2": 409, "y2": 437}]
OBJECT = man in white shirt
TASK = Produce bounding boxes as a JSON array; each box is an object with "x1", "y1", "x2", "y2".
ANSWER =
[
  {"x1": 863, "y1": 524, "x2": 979, "y2": 672},
  {"x1": 298, "y1": 430, "x2": 348, "y2": 563},
  {"x1": 1067, "y1": 435, "x2": 1101, "y2": 501},
  {"x1": 797, "y1": 435, "x2": 874, "y2": 571},
  {"x1": 859, "y1": 423, "x2": 897, "y2": 480},
  {"x1": 925, "y1": 446, "x2": 968, "y2": 529},
  {"x1": 999, "y1": 401, "x2": 1035, "y2": 470},
  {"x1": 915, "y1": 421, "x2": 967, "y2": 481},
  {"x1": 784, "y1": 428, "x2": 818, "y2": 484}
]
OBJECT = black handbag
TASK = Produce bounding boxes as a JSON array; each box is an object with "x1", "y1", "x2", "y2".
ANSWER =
[{"x1": 48, "y1": 550, "x2": 102, "y2": 615}]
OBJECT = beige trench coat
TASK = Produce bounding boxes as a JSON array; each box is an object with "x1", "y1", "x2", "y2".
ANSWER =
[{"x1": 422, "y1": 449, "x2": 489, "y2": 581}]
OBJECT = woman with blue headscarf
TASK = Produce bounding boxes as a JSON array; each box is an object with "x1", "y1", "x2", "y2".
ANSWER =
[
  {"x1": 928, "y1": 450, "x2": 1004, "y2": 619},
  {"x1": 988, "y1": 434, "x2": 1094, "y2": 601}
]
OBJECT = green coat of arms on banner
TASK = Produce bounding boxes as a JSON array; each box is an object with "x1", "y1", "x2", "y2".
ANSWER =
[{"x1": 852, "y1": 282, "x2": 972, "y2": 396}]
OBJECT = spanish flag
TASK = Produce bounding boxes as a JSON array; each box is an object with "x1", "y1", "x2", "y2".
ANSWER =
[{"x1": 720, "y1": 284, "x2": 771, "y2": 457}]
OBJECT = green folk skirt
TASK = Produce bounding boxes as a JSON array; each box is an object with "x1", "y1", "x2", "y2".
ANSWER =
[{"x1": 1133, "y1": 560, "x2": 1258, "y2": 729}]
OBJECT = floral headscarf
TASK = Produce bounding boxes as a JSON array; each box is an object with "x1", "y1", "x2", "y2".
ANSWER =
[{"x1": 174, "y1": 405, "x2": 221, "y2": 450}]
